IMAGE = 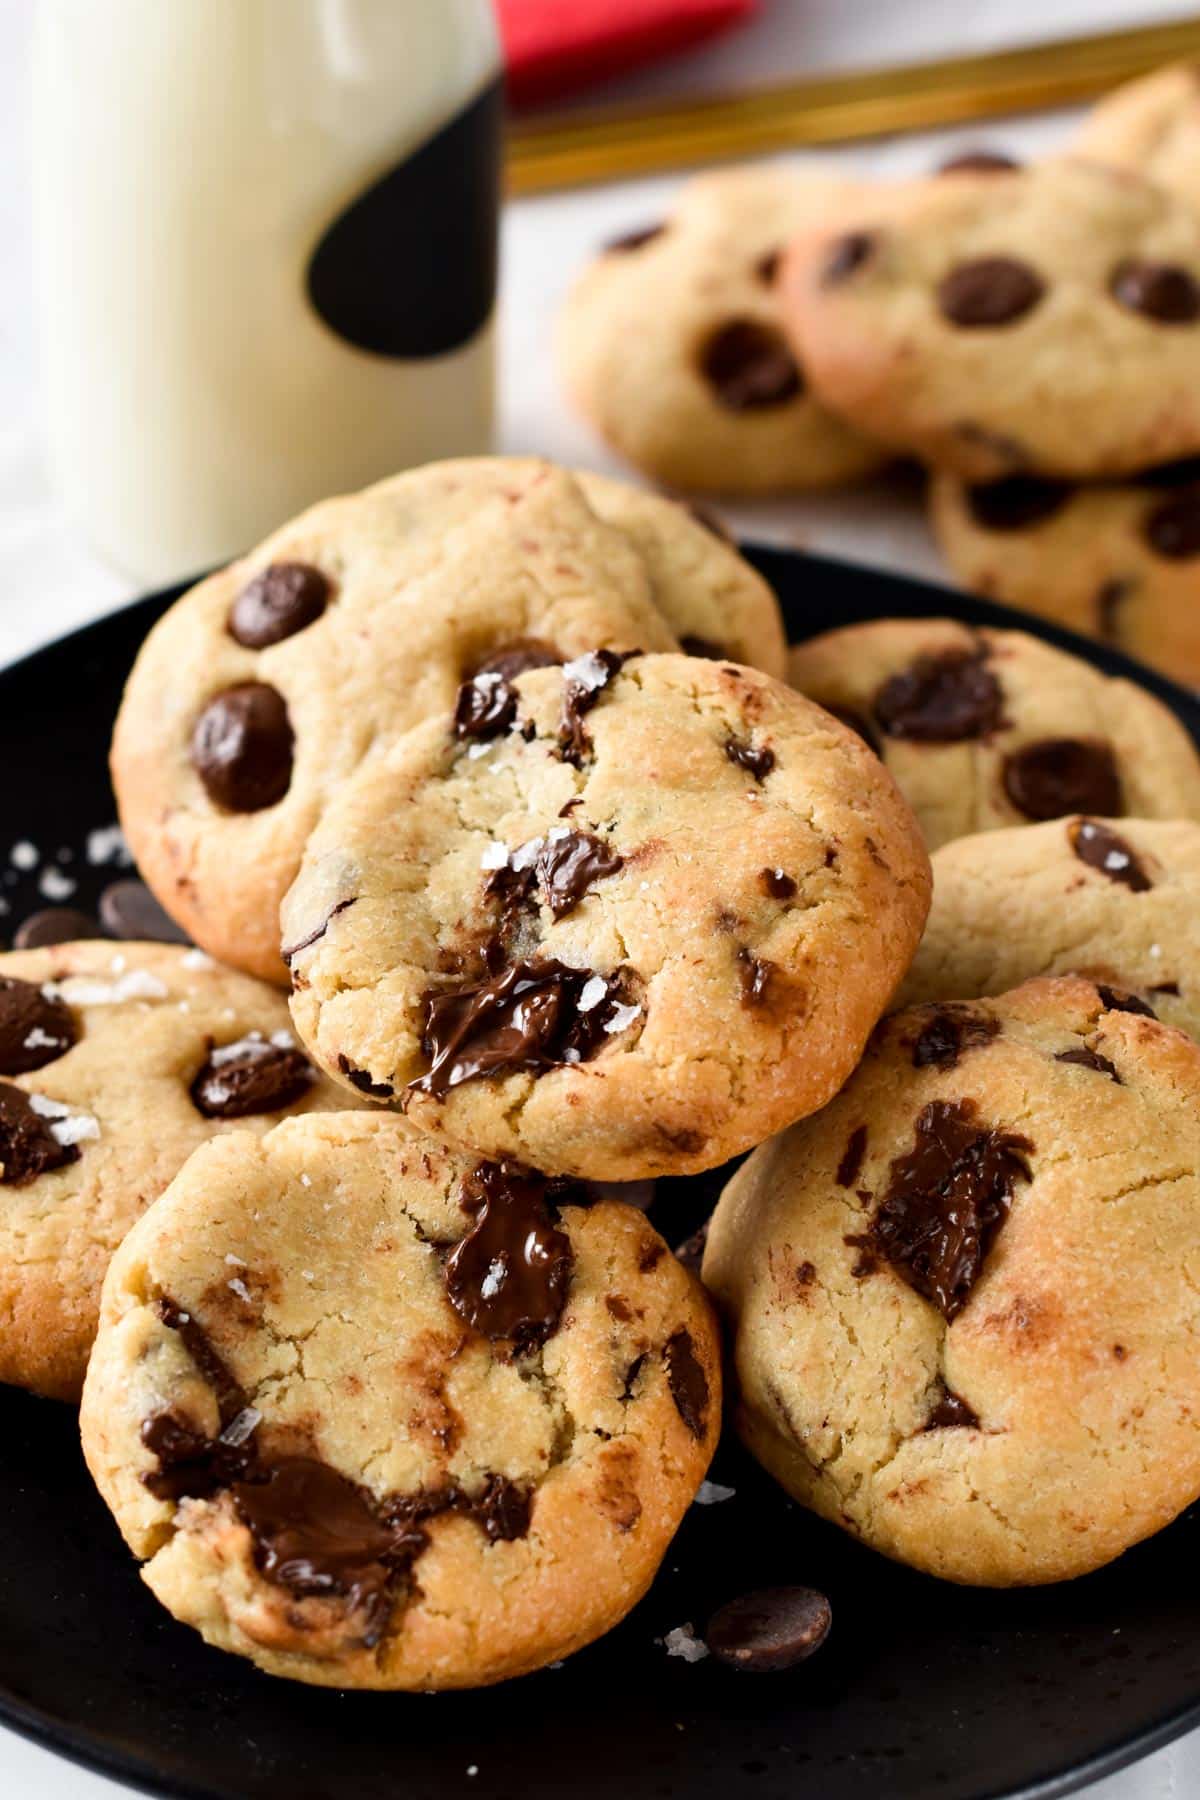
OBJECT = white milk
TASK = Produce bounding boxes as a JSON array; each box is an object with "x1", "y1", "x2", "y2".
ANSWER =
[{"x1": 33, "y1": 0, "x2": 501, "y2": 584}]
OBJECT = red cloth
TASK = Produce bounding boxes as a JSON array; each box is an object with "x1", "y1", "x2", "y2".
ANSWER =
[{"x1": 497, "y1": 0, "x2": 760, "y2": 109}]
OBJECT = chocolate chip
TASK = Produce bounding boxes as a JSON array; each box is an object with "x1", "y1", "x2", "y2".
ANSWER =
[
  {"x1": 755, "y1": 247, "x2": 781, "y2": 284},
  {"x1": 965, "y1": 477, "x2": 1072, "y2": 531},
  {"x1": 1056, "y1": 1045, "x2": 1121, "y2": 1082},
  {"x1": 281, "y1": 896, "x2": 357, "y2": 964},
  {"x1": 154, "y1": 1295, "x2": 247, "y2": 1420},
  {"x1": 140, "y1": 1410, "x2": 256, "y2": 1502},
  {"x1": 664, "y1": 1328, "x2": 709, "y2": 1438},
  {"x1": 911, "y1": 1010, "x2": 999, "y2": 1071},
  {"x1": 937, "y1": 257, "x2": 1045, "y2": 327},
  {"x1": 681, "y1": 635, "x2": 726, "y2": 660},
  {"x1": 454, "y1": 669, "x2": 520, "y2": 741},
  {"x1": 924, "y1": 1383, "x2": 980, "y2": 1430},
  {"x1": 1003, "y1": 739, "x2": 1123, "y2": 822},
  {"x1": 736, "y1": 949, "x2": 773, "y2": 1007},
  {"x1": 874, "y1": 648, "x2": 1003, "y2": 742},
  {"x1": 836, "y1": 1124, "x2": 868, "y2": 1188},
  {"x1": 869, "y1": 1099, "x2": 1033, "y2": 1320},
  {"x1": 760, "y1": 867, "x2": 796, "y2": 899},
  {"x1": 337, "y1": 1055, "x2": 395, "y2": 1099},
  {"x1": 1152, "y1": 980, "x2": 1181, "y2": 995},
  {"x1": 558, "y1": 648, "x2": 630, "y2": 766},
  {"x1": 445, "y1": 1162, "x2": 573, "y2": 1345},
  {"x1": 938, "y1": 150, "x2": 1020, "y2": 175},
  {"x1": 0, "y1": 976, "x2": 77, "y2": 1074},
  {"x1": 488, "y1": 830, "x2": 623, "y2": 923},
  {"x1": 1070, "y1": 819, "x2": 1152, "y2": 892},
  {"x1": 1144, "y1": 488, "x2": 1200, "y2": 559},
  {"x1": 190, "y1": 683, "x2": 294, "y2": 813},
  {"x1": 699, "y1": 320, "x2": 802, "y2": 410},
  {"x1": 470, "y1": 1474, "x2": 533, "y2": 1542},
  {"x1": 825, "y1": 704, "x2": 882, "y2": 757},
  {"x1": 412, "y1": 957, "x2": 637, "y2": 1097},
  {"x1": 725, "y1": 737, "x2": 775, "y2": 781},
  {"x1": 0, "y1": 1081, "x2": 80, "y2": 1184},
  {"x1": 98, "y1": 878, "x2": 191, "y2": 944},
  {"x1": 1096, "y1": 984, "x2": 1156, "y2": 1018},
  {"x1": 606, "y1": 223, "x2": 665, "y2": 254},
  {"x1": 228, "y1": 562, "x2": 330, "y2": 649},
  {"x1": 468, "y1": 639, "x2": 560, "y2": 684},
  {"x1": 190, "y1": 1036, "x2": 315, "y2": 1119},
  {"x1": 707, "y1": 1587, "x2": 832, "y2": 1672},
  {"x1": 12, "y1": 909, "x2": 104, "y2": 950},
  {"x1": 1110, "y1": 259, "x2": 1200, "y2": 324},
  {"x1": 821, "y1": 231, "x2": 875, "y2": 286}
]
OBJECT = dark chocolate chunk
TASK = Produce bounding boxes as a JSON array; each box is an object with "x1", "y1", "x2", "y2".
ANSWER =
[
  {"x1": 1096, "y1": 984, "x2": 1156, "y2": 1018},
  {"x1": 412, "y1": 958, "x2": 636, "y2": 1097},
  {"x1": 755, "y1": 247, "x2": 782, "y2": 284},
  {"x1": 558, "y1": 648, "x2": 630, "y2": 766},
  {"x1": 938, "y1": 150, "x2": 1020, "y2": 174},
  {"x1": 1144, "y1": 487, "x2": 1200, "y2": 559},
  {"x1": 229, "y1": 562, "x2": 330, "y2": 649},
  {"x1": 869, "y1": 1099, "x2": 1033, "y2": 1320},
  {"x1": 12, "y1": 908, "x2": 104, "y2": 950},
  {"x1": 190, "y1": 1035, "x2": 315, "y2": 1119},
  {"x1": 190, "y1": 683, "x2": 294, "y2": 813},
  {"x1": 937, "y1": 257, "x2": 1045, "y2": 327},
  {"x1": 924, "y1": 1383, "x2": 980, "y2": 1430},
  {"x1": 707, "y1": 1586, "x2": 832, "y2": 1672},
  {"x1": 760, "y1": 867, "x2": 796, "y2": 899},
  {"x1": 1070, "y1": 819, "x2": 1152, "y2": 892},
  {"x1": 0, "y1": 1081, "x2": 80, "y2": 1185},
  {"x1": 664, "y1": 1328, "x2": 709, "y2": 1439},
  {"x1": 470, "y1": 1473, "x2": 533, "y2": 1542},
  {"x1": 1110, "y1": 259, "x2": 1200, "y2": 324},
  {"x1": 468, "y1": 639, "x2": 560, "y2": 684},
  {"x1": 98, "y1": 878, "x2": 191, "y2": 945},
  {"x1": 836, "y1": 1124, "x2": 868, "y2": 1188},
  {"x1": 699, "y1": 320, "x2": 802, "y2": 410},
  {"x1": 454, "y1": 669, "x2": 519, "y2": 742},
  {"x1": 140, "y1": 1410, "x2": 256, "y2": 1502},
  {"x1": 874, "y1": 648, "x2": 1003, "y2": 742},
  {"x1": 281, "y1": 897, "x2": 357, "y2": 963},
  {"x1": 0, "y1": 975, "x2": 77, "y2": 1074},
  {"x1": 1056, "y1": 1045, "x2": 1121, "y2": 1082},
  {"x1": 606, "y1": 223, "x2": 665, "y2": 254},
  {"x1": 154, "y1": 1296, "x2": 246, "y2": 1421},
  {"x1": 825, "y1": 704, "x2": 882, "y2": 757},
  {"x1": 337, "y1": 1055, "x2": 395, "y2": 1099},
  {"x1": 1152, "y1": 980, "x2": 1181, "y2": 995},
  {"x1": 445, "y1": 1161, "x2": 573, "y2": 1344},
  {"x1": 1003, "y1": 739, "x2": 1123, "y2": 823},
  {"x1": 912, "y1": 1010, "x2": 999, "y2": 1071},
  {"x1": 680, "y1": 635, "x2": 726, "y2": 660},
  {"x1": 725, "y1": 737, "x2": 775, "y2": 781},
  {"x1": 736, "y1": 949, "x2": 774, "y2": 1007},
  {"x1": 821, "y1": 231, "x2": 875, "y2": 286},
  {"x1": 488, "y1": 829, "x2": 623, "y2": 923},
  {"x1": 965, "y1": 476, "x2": 1072, "y2": 531}
]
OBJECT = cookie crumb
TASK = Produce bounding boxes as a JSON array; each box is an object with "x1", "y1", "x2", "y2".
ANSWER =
[
  {"x1": 693, "y1": 1480, "x2": 736, "y2": 1506},
  {"x1": 661, "y1": 1623, "x2": 709, "y2": 1663}
]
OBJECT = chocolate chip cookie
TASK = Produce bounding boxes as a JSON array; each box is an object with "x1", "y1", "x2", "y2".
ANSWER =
[
  {"x1": 930, "y1": 462, "x2": 1200, "y2": 685},
  {"x1": 787, "y1": 618, "x2": 1200, "y2": 850},
  {"x1": 704, "y1": 975, "x2": 1200, "y2": 1584},
  {"x1": 780, "y1": 158, "x2": 1200, "y2": 479},
  {"x1": 558, "y1": 165, "x2": 886, "y2": 492},
  {"x1": 80, "y1": 1111, "x2": 720, "y2": 1687},
  {"x1": 0, "y1": 941, "x2": 354, "y2": 1401},
  {"x1": 112, "y1": 458, "x2": 686, "y2": 985},
  {"x1": 281, "y1": 652, "x2": 930, "y2": 1180},
  {"x1": 1074, "y1": 64, "x2": 1200, "y2": 211}
]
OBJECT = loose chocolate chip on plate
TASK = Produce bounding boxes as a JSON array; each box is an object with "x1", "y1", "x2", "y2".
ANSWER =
[
  {"x1": 707, "y1": 1586, "x2": 832, "y2": 1672},
  {"x1": 0, "y1": 1080, "x2": 80, "y2": 1185},
  {"x1": 99, "y1": 878, "x2": 191, "y2": 945},
  {"x1": 938, "y1": 150, "x2": 1021, "y2": 174},
  {"x1": 0, "y1": 975, "x2": 77, "y2": 1075},
  {"x1": 1111, "y1": 259, "x2": 1200, "y2": 324},
  {"x1": 446, "y1": 1161, "x2": 574, "y2": 1344},
  {"x1": 664, "y1": 1328, "x2": 709, "y2": 1438},
  {"x1": 937, "y1": 257, "x2": 1045, "y2": 327},
  {"x1": 911, "y1": 1009, "x2": 999, "y2": 1071},
  {"x1": 821, "y1": 231, "x2": 875, "y2": 286},
  {"x1": 699, "y1": 320, "x2": 802, "y2": 410},
  {"x1": 228, "y1": 562, "x2": 330, "y2": 649},
  {"x1": 191, "y1": 1036, "x2": 315, "y2": 1119},
  {"x1": 1056, "y1": 1045, "x2": 1121, "y2": 1082},
  {"x1": 965, "y1": 476, "x2": 1072, "y2": 532},
  {"x1": 467, "y1": 639, "x2": 560, "y2": 684},
  {"x1": 1144, "y1": 487, "x2": 1200, "y2": 559},
  {"x1": 191, "y1": 683, "x2": 294, "y2": 813},
  {"x1": 1069, "y1": 819, "x2": 1152, "y2": 892},
  {"x1": 874, "y1": 648, "x2": 1003, "y2": 742},
  {"x1": 12, "y1": 908, "x2": 104, "y2": 950},
  {"x1": 605, "y1": 223, "x2": 666, "y2": 254},
  {"x1": 1003, "y1": 739, "x2": 1123, "y2": 822},
  {"x1": 725, "y1": 736, "x2": 775, "y2": 781}
]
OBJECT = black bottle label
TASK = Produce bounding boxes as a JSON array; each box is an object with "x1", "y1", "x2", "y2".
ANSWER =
[{"x1": 307, "y1": 74, "x2": 502, "y2": 360}]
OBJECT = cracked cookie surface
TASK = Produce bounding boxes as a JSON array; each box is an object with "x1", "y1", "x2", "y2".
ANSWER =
[
  {"x1": 558, "y1": 165, "x2": 886, "y2": 492},
  {"x1": 79, "y1": 1111, "x2": 720, "y2": 1688},
  {"x1": 780, "y1": 158, "x2": 1200, "y2": 479},
  {"x1": 282, "y1": 652, "x2": 930, "y2": 1180},
  {"x1": 0, "y1": 941, "x2": 357, "y2": 1401},
  {"x1": 787, "y1": 617, "x2": 1200, "y2": 851},
  {"x1": 704, "y1": 975, "x2": 1200, "y2": 1585}
]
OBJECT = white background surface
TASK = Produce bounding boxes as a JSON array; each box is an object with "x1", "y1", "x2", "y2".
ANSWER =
[{"x1": 0, "y1": 1, "x2": 1196, "y2": 1794}]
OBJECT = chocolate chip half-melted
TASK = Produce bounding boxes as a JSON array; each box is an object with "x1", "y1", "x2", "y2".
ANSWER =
[
  {"x1": 468, "y1": 639, "x2": 560, "y2": 684},
  {"x1": 874, "y1": 647, "x2": 1003, "y2": 742},
  {"x1": 1003, "y1": 739, "x2": 1123, "y2": 822},
  {"x1": 924, "y1": 1383, "x2": 980, "y2": 1430},
  {"x1": 760, "y1": 866, "x2": 796, "y2": 899},
  {"x1": 1144, "y1": 487, "x2": 1200, "y2": 559},
  {"x1": 454, "y1": 669, "x2": 520, "y2": 742},
  {"x1": 937, "y1": 257, "x2": 1045, "y2": 327},
  {"x1": 228, "y1": 562, "x2": 330, "y2": 649},
  {"x1": 836, "y1": 1124, "x2": 868, "y2": 1188},
  {"x1": 445, "y1": 1161, "x2": 575, "y2": 1344},
  {"x1": 190, "y1": 1036, "x2": 316, "y2": 1119},
  {"x1": 699, "y1": 320, "x2": 802, "y2": 410},
  {"x1": 867, "y1": 1099, "x2": 1033, "y2": 1320},
  {"x1": 736, "y1": 949, "x2": 774, "y2": 1007},
  {"x1": 559, "y1": 648, "x2": 631, "y2": 766},
  {"x1": 191, "y1": 683, "x2": 294, "y2": 812},
  {"x1": 664, "y1": 1328, "x2": 709, "y2": 1438},
  {"x1": 1096, "y1": 984, "x2": 1156, "y2": 1018},
  {"x1": 411, "y1": 957, "x2": 636, "y2": 1098},
  {"x1": 486, "y1": 829, "x2": 622, "y2": 925},
  {"x1": 1110, "y1": 259, "x2": 1200, "y2": 324},
  {"x1": 1056, "y1": 1045, "x2": 1121, "y2": 1083},
  {"x1": 965, "y1": 476, "x2": 1072, "y2": 532},
  {"x1": 911, "y1": 1009, "x2": 999, "y2": 1071},
  {"x1": 0, "y1": 1081, "x2": 80, "y2": 1185},
  {"x1": 0, "y1": 975, "x2": 76, "y2": 1074},
  {"x1": 725, "y1": 737, "x2": 775, "y2": 781},
  {"x1": 1069, "y1": 819, "x2": 1152, "y2": 892}
]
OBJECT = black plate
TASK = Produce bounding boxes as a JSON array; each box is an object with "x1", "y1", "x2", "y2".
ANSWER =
[{"x1": 1, "y1": 548, "x2": 1199, "y2": 1800}]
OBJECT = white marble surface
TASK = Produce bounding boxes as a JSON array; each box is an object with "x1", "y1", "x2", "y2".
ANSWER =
[{"x1": 0, "y1": 0, "x2": 1197, "y2": 1794}]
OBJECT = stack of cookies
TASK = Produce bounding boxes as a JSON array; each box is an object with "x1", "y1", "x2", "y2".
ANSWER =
[{"x1": 559, "y1": 62, "x2": 1200, "y2": 688}]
